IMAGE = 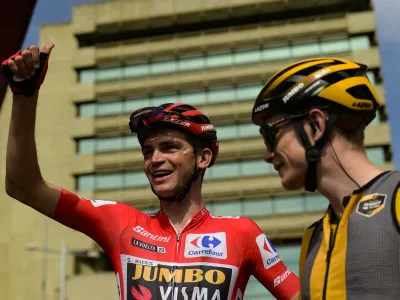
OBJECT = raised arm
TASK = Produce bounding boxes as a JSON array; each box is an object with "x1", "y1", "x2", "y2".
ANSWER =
[{"x1": 2, "y1": 43, "x2": 61, "y2": 217}]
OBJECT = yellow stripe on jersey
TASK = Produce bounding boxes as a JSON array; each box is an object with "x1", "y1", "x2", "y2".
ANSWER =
[{"x1": 308, "y1": 193, "x2": 363, "y2": 300}]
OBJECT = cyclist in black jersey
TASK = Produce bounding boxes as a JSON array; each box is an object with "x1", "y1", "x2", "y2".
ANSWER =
[{"x1": 251, "y1": 57, "x2": 400, "y2": 299}]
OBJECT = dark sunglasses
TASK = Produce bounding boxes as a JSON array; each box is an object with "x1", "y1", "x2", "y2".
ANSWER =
[{"x1": 260, "y1": 112, "x2": 311, "y2": 152}]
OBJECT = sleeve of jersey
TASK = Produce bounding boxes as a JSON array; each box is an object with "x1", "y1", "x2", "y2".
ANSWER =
[
  {"x1": 52, "y1": 189, "x2": 137, "y2": 254},
  {"x1": 245, "y1": 219, "x2": 300, "y2": 300}
]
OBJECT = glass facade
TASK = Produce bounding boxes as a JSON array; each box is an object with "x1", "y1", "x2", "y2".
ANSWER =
[
  {"x1": 77, "y1": 146, "x2": 386, "y2": 191},
  {"x1": 77, "y1": 82, "x2": 263, "y2": 118},
  {"x1": 77, "y1": 111, "x2": 381, "y2": 154},
  {"x1": 78, "y1": 123, "x2": 258, "y2": 154},
  {"x1": 79, "y1": 36, "x2": 371, "y2": 83},
  {"x1": 77, "y1": 69, "x2": 377, "y2": 118}
]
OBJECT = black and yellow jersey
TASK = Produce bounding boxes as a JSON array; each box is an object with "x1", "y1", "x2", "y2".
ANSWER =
[{"x1": 299, "y1": 171, "x2": 400, "y2": 300}]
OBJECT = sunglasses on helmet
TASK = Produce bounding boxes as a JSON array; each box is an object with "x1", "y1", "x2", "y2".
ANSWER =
[{"x1": 129, "y1": 107, "x2": 187, "y2": 133}]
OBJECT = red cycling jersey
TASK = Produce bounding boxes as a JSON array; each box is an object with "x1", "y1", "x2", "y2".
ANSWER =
[{"x1": 53, "y1": 189, "x2": 299, "y2": 300}]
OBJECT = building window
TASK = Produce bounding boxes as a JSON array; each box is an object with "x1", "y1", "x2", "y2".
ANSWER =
[
  {"x1": 180, "y1": 89, "x2": 207, "y2": 105},
  {"x1": 78, "y1": 35, "x2": 372, "y2": 84},
  {"x1": 95, "y1": 66, "x2": 123, "y2": 82},
  {"x1": 292, "y1": 42, "x2": 321, "y2": 58},
  {"x1": 367, "y1": 147, "x2": 386, "y2": 165},
  {"x1": 77, "y1": 136, "x2": 140, "y2": 154},
  {"x1": 96, "y1": 101, "x2": 123, "y2": 116},
  {"x1": 234, "y1": 47, "x2": 262, "y2": 65},
  {"x1": 77, "y1": 138, "x2": 95, "y2": 154},
  {"x1": 77, "y1": 102, "x2": 96, "y2": 118},
  {"x1": 77, "y1": 82, "x2": 263, "y2": 118},
  {"x1": 350, "y1": 35, "x2": 371, "y2": 51},
  {"x1": 76, "y1": 65, "x2": 379, "y2": 119},
  {"x1": 79, "y1": 69, "x2": 96, "y2": 82},
  {"x1": 206, "y1": 51, "x2": 234, "y2": 68},
  {"x1": 178, "y1": 55, "x2": 205, "y2": 72},
  {"x1": 124, "y1": 63, "x2": 149, "y2": 78},
  {"x1": 150, "y1": 59, "x2": 177, "y2": 75},
  {"x1": 320, "y1": 38, "x2": 350, "y2": 54},
  {"x1": 209, "y1": 194, "x2": 328, "y2": 217},
  {"x1": 75, "y1": 147, "x2": 387, "y2": 192},
  {"x1": 262, "y1": 43, "x2": 291, "y2": 61},
  {"x1": 207, "y1": 86, "x2": 236, "y2": 104},
  {"x1": 77, "y1": 121, "x2": 261, "y2": 154}
]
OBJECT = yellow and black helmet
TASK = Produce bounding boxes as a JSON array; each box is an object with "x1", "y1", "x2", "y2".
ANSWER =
[
  {"x1": 252, "y1": 57, "x2": 380, "y2": 126},
  {"x1": 252, "y1": 57, "x2": 381, "y2": 193}
]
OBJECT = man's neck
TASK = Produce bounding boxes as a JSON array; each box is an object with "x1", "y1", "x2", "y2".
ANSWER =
[
  {"x1": 317, "y1": 149, "x2": 384, "y2": 216},
  {"x1": 160, "y1": 193, "x2": 204, "y2": 233}
]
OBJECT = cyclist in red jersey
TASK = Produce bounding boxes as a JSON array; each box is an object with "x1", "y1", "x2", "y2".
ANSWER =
[{"x1": 2, "y1": 44, "x2": 299, "y2": 300}]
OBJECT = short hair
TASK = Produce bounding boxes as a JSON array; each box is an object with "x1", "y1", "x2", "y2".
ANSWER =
[{"x1": 334, "y1": 110, "x2": 369, "y2": 147}]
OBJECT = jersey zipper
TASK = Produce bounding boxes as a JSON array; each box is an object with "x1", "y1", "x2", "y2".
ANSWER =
[
  {"x1": 176, "y1": 232, "x2": 181, "y2": 255},
  {"x1": 168, "y1": 232, "x2": 181, "y2": 300},
  {"x1": 169, "y1": 220, "x2": 190, "y2": 300},
  {"x1": 322, "y1": 221, "x2": 340, "y2": 300}
]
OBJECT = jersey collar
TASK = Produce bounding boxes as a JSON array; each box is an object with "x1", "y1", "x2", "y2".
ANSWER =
[{"x1": 157, "y1": 206, "x2": 210, "y2": 231}]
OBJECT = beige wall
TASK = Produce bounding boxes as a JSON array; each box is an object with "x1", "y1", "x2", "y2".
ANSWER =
[{"x1": 66, "y1": 273, "x2": 118, "y2": 300}]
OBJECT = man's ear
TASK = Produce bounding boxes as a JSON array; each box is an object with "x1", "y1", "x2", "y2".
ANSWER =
[
  {"x1": 198, "y1": 148, "x2": 213, "y2": 169},
  {"x1": 308, "y1": 109, "x2": 328, "y2": 143}
]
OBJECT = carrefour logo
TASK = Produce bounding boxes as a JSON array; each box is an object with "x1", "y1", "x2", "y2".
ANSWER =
[
  {"x1": 191, "y1": 235, "x2": 221, "y2": 249},
  {"x1": 256, "y1": 234, "x2": 281, "y2": 269},
  {"x1": 184, "y1": 232, "x2": 227, "y2": 259}
]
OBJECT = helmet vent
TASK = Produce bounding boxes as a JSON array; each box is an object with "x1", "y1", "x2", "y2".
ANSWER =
[{"x1": 346, "y1": 84, "x2": 375, "y2": 101}]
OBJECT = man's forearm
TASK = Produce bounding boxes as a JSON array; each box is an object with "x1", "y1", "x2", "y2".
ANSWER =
[{"x1": 6, "y1": 91, "x2": 43, "y2": 195}]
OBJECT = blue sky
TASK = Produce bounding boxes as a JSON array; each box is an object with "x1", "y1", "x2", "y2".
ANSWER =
[
  {"x1": 24, "y1": 0, "x2": 400, "y2": 168},
  {"x1": 373, "y1": 0, "x2": 400, "y2": 168},
  {"x1": 22, "y1": 0, "x2": 102, "y2": 49}
]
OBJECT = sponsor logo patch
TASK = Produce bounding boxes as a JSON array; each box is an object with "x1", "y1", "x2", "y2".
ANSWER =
[
  {"x1": 201, "y1": 124, "x2": 216, "y2": 131},
  {"x1": 254, "y1": 103, "x2": 269, "y2": 113},
  {"x1": 184, "y1": 232, "x2": 227, "y2": 259},
  {"x1": 127, "y1": 262, "x2": 233, "y2": 300},
  {"x1": 283, "y1": 82, "x2": 304, "y2": 103},
  {"x1": 131, "y1": 238, "x2": 166, "y2": 254},
  {"x1": 356, "y1": 193, "x2": 386, "y2": 217},
  {"x1": 90, "y1": 200, "x2": 116, "y2": 207},
  {"x1": 352, "y1": 101, "x2": 372, "y2": 109},
  {"x1": 274, "y1": 269, "x2": 292, "y2": 287},
  {"x1": 133, "y1": 226, "x2": 171, "y2": 243},
  {"x1": 309, "y1": 67, "x2": 331, "y2": 81},
  {"x1": 163, "y1": 117, "x2": 191, "y2": 127},
  {"x1": 256, "y1": 234, "x2": 281, "y2": 269},
  {"x1": 210, "y1": 215, "x2": 240, "y2": 219}
]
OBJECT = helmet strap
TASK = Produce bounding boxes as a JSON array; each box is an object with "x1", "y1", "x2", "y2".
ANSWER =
[{"x1": 291, "y1": 113, "x2": 338, "y2": 192}]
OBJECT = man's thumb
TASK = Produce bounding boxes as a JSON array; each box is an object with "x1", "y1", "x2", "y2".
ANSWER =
[{"x1": 41, "y1": 43, "x2": 55, "y2": 55}]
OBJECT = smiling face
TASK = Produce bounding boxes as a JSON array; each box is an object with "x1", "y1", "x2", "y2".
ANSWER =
[
  {"x1": 263, "y1": 114, "x2": 309, "y2": 190},
  {"x1": 141, "y1": 128, "x2": 198, "y2": 198}
]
